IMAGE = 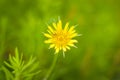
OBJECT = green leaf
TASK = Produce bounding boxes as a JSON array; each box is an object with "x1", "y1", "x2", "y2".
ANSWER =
[
  {"x1": 3, "y1": 48, "x2": 40, "y2": 80},
  {"x1": 21, "y1": 56, "x2": 36, "y2": 72},
  {"x1": 4, "y1": 61, "x2": 13, "y2": 69},
  {"x1": 2, "y1": 66, "x2": 14, "y2": 80},
  {"x1": 15, "y1": 47, "x2": 19, "y2": 62}
]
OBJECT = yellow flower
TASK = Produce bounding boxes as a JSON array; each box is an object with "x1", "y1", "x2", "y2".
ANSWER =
[{"x1": 44, "y1": 19, "x2": 80, "y2": 55}]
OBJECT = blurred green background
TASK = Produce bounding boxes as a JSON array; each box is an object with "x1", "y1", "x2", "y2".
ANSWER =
[{"x1": 0, "y1": 0, "x2": 120, "y2": 80}]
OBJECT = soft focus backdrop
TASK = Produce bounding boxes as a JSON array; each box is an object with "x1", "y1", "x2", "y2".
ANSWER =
[{"x1": 0, "y1": 0, "x2": 120, "y2": 80}]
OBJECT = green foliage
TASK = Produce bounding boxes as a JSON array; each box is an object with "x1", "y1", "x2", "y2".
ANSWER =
[
  {"x1": 1, "y1": 48, "x2": 40, "y2": 80},
  {"x1": 0, "y1": 0, "x2": 120, "y2": 80}
]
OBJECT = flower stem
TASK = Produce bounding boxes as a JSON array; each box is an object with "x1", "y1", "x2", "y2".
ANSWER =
[
  {"x1": 44, "y1": 54, "x2": 58, "y2": 80},
  {"x1": 15, "y1": 73, "x2": 20, "y2": 80}
]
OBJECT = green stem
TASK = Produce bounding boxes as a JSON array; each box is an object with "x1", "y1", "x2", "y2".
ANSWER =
[
  {"x1": 44, "y1": 54, "x2": 58, "y2": 80},
  {"x1": 14, "y1": 73, "x2": 20, "y2": 80}
]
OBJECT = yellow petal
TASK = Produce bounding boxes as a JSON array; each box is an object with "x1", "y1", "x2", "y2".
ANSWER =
[
  {"x1": 64, "y1": 22, "x2": 69, "y2": 32},
  {"x1": 70, "y1": 33, "x2": 78, "y2": 38},
  {"x1": 48, "y1": 26, "x2": 54, "y2": 33},
  {"x1": 44, "y1": 33, "x2": 52, "y2": 38},
  {"x1": 55, "y1": 48, "x2": 59, "y2": 53},
  {"x1": 57, "y1": 20, "x2": 62, "y2": 30},
  {"x1": 59, "y1": 46, "x2": 62, "y2": 50},
  {"x1": 47, "y1": 30, "x2": 51, "y2": 34},
  {"x1": 68, "y1": 43, "x2": 75, "y2": 47},
  {"x1": 68, "y1": 26, "x2": 75, "y2": 33},
  {"x1": 69, "y1": 30, "x2": 76, "y2": 34},
  {"x1": 59, "y1": 20, "x2": 62, "y2": 27},
  {"x1": 63, "y1": 47, "x2": 67, "y2": 52},
  {"x1": 69, "y1": 40, "x2": 78, "y2": 43},
  {"x1": 44, "y1": 39, "x2": 52, "y2": 43},
  {"x1": 66, "y1": 46, "x2": 70, "y2": 50},
  {"x1": 49, "y1": 44, "x2": 55, "y2": 49},
  {"x1": 52, "y1": 23, "x2": 57, "y2": 29}
]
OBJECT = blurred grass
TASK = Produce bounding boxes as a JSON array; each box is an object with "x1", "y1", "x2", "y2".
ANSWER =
[{"x1": 0, "y1": 0, "x2": 120, "y2": 80}]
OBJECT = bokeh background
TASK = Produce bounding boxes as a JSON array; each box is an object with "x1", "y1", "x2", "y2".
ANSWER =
[{"x1": 0, "y1": 0, "x2": 120, "y2": 80}]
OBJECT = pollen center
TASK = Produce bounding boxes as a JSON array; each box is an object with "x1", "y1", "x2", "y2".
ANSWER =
[
  {"x1": 53, "y1": 32, "x2": 69, "y2": 46},
  {"x1": 58, "y1": 35, "x2": 64, "y2": 41}
]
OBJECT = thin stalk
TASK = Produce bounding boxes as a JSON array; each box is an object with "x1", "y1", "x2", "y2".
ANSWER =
[
  {"x1": 44, "y1": 54, "x2": 58, "y2": 80},
  {"x1": 14, "y1": 73, "x2": 20, "y2": 80}
]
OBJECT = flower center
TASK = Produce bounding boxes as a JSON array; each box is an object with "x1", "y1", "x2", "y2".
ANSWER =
[
  {"x1": 58, "y1": 36, "x2": 64, "y2": 41},
  {"x1": 52, "y1": 32, "x2": 70, "y2": 46}
]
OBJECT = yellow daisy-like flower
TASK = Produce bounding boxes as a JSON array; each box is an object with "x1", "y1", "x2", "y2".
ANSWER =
[{"x1": 44, "y1": 19, "x2": 80, "y2": 55}]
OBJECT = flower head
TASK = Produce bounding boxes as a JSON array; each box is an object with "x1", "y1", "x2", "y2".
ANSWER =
[{"x1": 44, "y1": 19, "x2": 80, "y2": 55}]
